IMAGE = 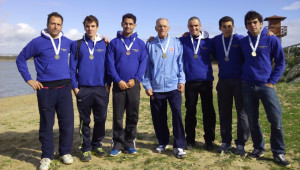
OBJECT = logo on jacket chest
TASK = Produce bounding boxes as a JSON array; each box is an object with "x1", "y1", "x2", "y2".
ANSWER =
[{"x1": 96, "y1": 49, "x2": 105, "y2": 52}]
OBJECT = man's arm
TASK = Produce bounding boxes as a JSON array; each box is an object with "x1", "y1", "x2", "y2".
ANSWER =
[
  {"x1": 268, "y1": 37, "x2": 285, "y2": 85},
  {"x1": 69, "y1": 41, "x2": 80, "y2": 94},
  {"x1": 177, "y1": 39, "x2": 186, "y2": 86},
  {"x1": 142, "y1": 43, "x2": 153, "y2": 94}
]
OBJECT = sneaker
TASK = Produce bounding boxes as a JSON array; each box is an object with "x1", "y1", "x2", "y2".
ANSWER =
[
  {"x1": 39, "y1": 158, "x2": 51, "y2": 170},
  {"x1": 205, "y1": 142, "x2": 214, "y2": 150},
  {"x1": 93, "y1": 148, "x2": 106, "y2": 157},
  {"x1": 235, "y1": 145, "x2": 245, "y2": 155},
  {"x1": 248, "y1": 149, "x2": 264, "y2": 159},
  {"x1": 218, "y1": 143, "x2": 232, "y2": 154},
  {"x1": 273, "y1": 154, "x2": 291, "y2": 166},
  {"x1": 124, "y1": 148, "x2": 137, "y2": 154},
  {"x1": 109, "y1": 149, "x2": 121, "y2": 157},
  {"x1": 60, "y1": 154, "x2": 73, "y2": 164},
  {"x1": 81, "y1": 151, "x2": 92, "y2": 162},
  {"x1": 174, "y1": 148, "x2": 187, "y2": 159},
  {"x1": 156, "y1": 145, "x2": 169, "y2": 153}
]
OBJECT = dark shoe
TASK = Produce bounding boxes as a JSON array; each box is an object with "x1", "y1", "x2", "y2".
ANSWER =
[
  {"x1": 81, "y1": 151, "x2": 92, "y2": 162},
  {"x1": 235, "y1": 145, "x2": 245, "y2": 156},
  {"x1": 124, "y1": 148, "x2": 137, "y2": 154},
  {"x1": 205, "y1": 142, "x2": 214, "y2": 150},
  {"x1": 173, "y1": 148, "x2": 187, "y2": 159},
  {"x1": 248, "y1": 149, "x2": 264, "y2": 159},
  {"x1": 218, "y1": 143, "x2": 232, "y2": 154},
  {"x1": 186, "y1": 143, "x2": 195, "y2": 150},
  {"x1": 273, "y1": 154, "x2": 291, "y2": 166},
  {"x1": 93, "y1": 147, "x2": 106, "y2": 157}
]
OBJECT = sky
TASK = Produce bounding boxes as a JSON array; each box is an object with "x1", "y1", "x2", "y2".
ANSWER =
[{"x1": 0, "y1": 0, "x2": 299, "y2": 55}]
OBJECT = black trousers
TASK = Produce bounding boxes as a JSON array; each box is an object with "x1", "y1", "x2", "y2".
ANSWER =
[
  {"x1": 185, "y1": 81, "x2": 216, "y2": 144},
  {"x1": 77, "y1": 86, "x2": 109, "y2": 152},
  {"x1": 217, "y1": 79, "x2": 250, "y2": 146},
  {"x1": 112, "y1": 83, "x2": 140, "y2": 150}
]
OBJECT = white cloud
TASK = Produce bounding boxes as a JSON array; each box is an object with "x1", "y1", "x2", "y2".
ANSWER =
[
  {"x1": 282, "y1": 18, "x2": 300, "y2": 47},
  {"x1": 64, "y1": 29, "x2": 82, "y2": 40},
  {"x1": 282, "y1": 1, "x2": 300, "y2": 10}
]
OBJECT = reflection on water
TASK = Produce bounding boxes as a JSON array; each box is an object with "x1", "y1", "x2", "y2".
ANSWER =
[{"x1": 0, "y1": 61, "x2": 37, "y2": 98}]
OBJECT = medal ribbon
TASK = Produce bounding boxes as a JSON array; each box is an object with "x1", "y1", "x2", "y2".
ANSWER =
[
  {"x1": 158, "y1": 36, "x2": 170, "y2": 54},
  {"x1": 83, "y1": 34, "x2": 98, "y2": 56},
  {"x1": 222, "y1": 32, "x2": 234, "y2": 58},
  {"x1": 190, "y1": 32, "x2": 202, "y2": 55},
  {"x1": 248, "y1": 31, "x2": 261, "y2": 54},
  {"x1": 121, "y1": 37, "x2": 136, "y2": 52},
  {"x1": 46, "y1": 32, "x2": 61, "y2": 56}
]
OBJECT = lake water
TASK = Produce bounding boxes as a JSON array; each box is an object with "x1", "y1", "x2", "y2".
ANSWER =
[{"x1": 0, "y1": 61, "x2": 37, "y2": 98}]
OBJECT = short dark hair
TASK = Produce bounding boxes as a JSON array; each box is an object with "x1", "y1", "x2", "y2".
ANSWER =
[
  {"x1": 47, "y1": 12, "x2": 63, "y2": 25},
  {"x1": 219, "y1": 16, "x2": 234, "y2": 28},
  {"x1": 188, "y1": 16, "x2": 201, "y2": 25},
  {"x1": 83, "y1": 15, "x2": 99, "y2": 26},
  {"x1": 244, "y1": 10, "x2": 263, "y2": 26},
  {"x1": 122, "y1": 13, "x2": 136, "y2": 23}
]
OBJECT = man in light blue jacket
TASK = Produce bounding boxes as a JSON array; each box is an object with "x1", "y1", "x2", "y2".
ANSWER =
[{"x1": 143, "y1": 18, "x2": 186, "y2": 159}]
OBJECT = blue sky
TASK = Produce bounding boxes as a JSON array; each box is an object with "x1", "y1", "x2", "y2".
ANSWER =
[{"x1": 0, "y1": 0, "x2": 299, "y2": 55}]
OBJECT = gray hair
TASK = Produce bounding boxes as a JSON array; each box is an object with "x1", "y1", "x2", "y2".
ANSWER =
[
  {"x1": 156, "y1": 17, "x2": 169, "y2": 26},
  {"x1": 188, "y1": 16, "x2": 201, "y2": 25}
]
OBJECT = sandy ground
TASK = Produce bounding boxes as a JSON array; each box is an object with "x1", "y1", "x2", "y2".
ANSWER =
[{"x1": 0, "y1": 65, "x2": 299, "y2": 169}]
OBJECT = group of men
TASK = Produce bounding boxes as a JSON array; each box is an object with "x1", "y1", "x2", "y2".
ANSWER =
[{"x1": 16, "y1": 10, "x2": 290, "y2": 170}]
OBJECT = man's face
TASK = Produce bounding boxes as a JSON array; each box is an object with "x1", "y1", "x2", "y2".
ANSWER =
[
  {"x1": 155, "y1": 19, "x2": 170, "y2": 38},
  {"x1": 219, "y1": 21, "x2": 235, "y2": 38},
  {"x1": 84, "y1": 21, "x2": 99, "y2": 39},
  {"x1": 47, "y1": 16, "x2": 62, "y2": 39},
  {"x1": 246, "y1": 18, "x2": 263, "y2": 36},
  {"x1": 188, "y1": 19, "x2": 201, "y2": 36},
  {"x1": 121, "y1": 18, "x2": 136, "y2": 35}
]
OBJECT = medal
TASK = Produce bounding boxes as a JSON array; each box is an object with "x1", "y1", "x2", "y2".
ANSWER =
[
  {"x1": 46, "y1": 30, "x2": 61, "y2": 61},
  {"x1": 222, "y1": 32, "x2": 234, "y2": 62},
  {"x1": 248, "y1": 31, "x2": 261, "y2": 58},
  {"x1": 84, "y1": 34, "x2": 102, "y2": 60},
  {"x1": 121, "y1": 36, "x2": 136, "y2": 56},
  {"x1": 158, "y1": 36, "x2": 170, "y2": 59},
  {"x1": 55, "y1": 54, "x2": 60, "y2": 60},
  {"x1": 190, "y1": 33, "x2": 202, "y2": 59}
]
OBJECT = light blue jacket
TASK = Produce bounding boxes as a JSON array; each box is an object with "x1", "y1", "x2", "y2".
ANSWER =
[{"x1": 142, "y1": 35, "x2": 185, "y2": 92}]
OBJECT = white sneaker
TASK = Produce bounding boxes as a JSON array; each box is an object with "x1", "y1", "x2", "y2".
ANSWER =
[
  {"x1": 39, "y1": 158, "x2": 51, "y2": 170},
  {"x1": 60, "y1": 154, "x2": 73, "y2": 164},
  {"x1": 174, "y1": 148, "x2": 187, "y2": 159},
  {"x1": 156, "y1": 145, "x2": 170, "y2": 153}
]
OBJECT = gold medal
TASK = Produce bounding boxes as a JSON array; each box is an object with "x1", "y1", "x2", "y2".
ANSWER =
[
  {"x1": 162, "y1": 53, "x2": 167, "y2": 58},
  {"x1": 55, "y1": 54, "x2": 60, "y2": 60},
  {"x1": 126, "y1": 50, "x2": 131, "y2": 55},
  {"x1": 225, "y1": 57, "x2": 229, "y2": 61},
  {"x1": 193, "y1": 54, "x2": 198, "y2": 59},
  {"x1": 251, "y1": 51, "x2": 256, "y2": 57},
  {"x1": 89, "y1": 54, "x2": 94, "y2": 60}
]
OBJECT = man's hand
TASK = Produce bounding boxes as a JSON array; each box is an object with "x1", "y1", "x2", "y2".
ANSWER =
[
  {"x1": 178, "y1": 83, "x2": 184, "y2": 92},
  {"x1": 27, "y1": 80, "x2": 43, "y2": 90},
  {"x1": 265, "y1": 82, "x2": 274, "y2": 88},
  {"x1": 73, "y1": 88, "x2": 79, "y2": 96},
  {"x1": 267, "y1": 30, "x2": 275, "y2": 36},
  {"x1": 105, "y1": 85, "x2": 111, "y2": 93},
  {"x1": 127, "y1": 79, "x2": 136, "y2": 88},
  {"x1": 103, "y1": 37, "x2": 110, "y2": 44},
  {"x1": 118, "y1": 80, "x2": 128, "y2": 90},
  {"x1": 147, "y1": 36, "x2": 155, "y2": 42},
  {"x1": 146, "y1": 89, "x2": 153, "y2": 96},
  {"x1": 182, "y1": 32, "x2": 189, "y2": 37}
]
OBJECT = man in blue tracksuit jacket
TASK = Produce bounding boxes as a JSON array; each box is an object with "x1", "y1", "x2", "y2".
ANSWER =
[
  {"x1": 70, "y1": 15, "x2": 110, "y2": 162},
  {"x1": 212, "y1": 16, "x2": 249, "y2": 155},
  {"x1": 179, "y1": 17, "x2": 216, "y2": 150},
  {"x1": 16, "y1": 12, "x2": 74, "y2": 170},
  {"x1": 143, "y1": 18, "x2": 187, "y2": 159},
  {"x1": 106, "y1": 13, "x2": 147, "y2": 156},
  {"x1": 241, "y1": 11, "x2": 290, "y2": 166}
]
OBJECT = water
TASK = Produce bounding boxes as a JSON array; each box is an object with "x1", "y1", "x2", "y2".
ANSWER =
[{"x1": 0, "y1": 61, "x2": 37, "y2": 98}]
